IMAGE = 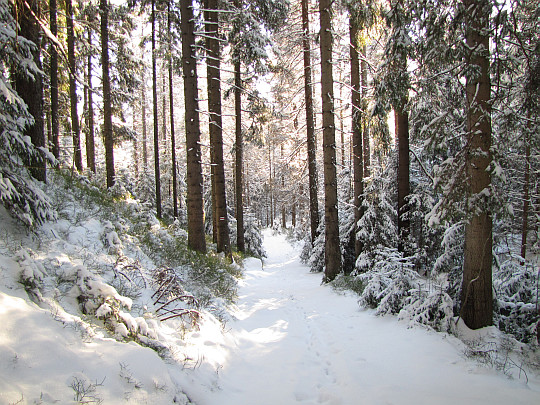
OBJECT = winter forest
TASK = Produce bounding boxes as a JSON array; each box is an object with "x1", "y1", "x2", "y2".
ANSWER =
[{"x1": 1, "y1": 0, "x2": 540, "y2": 403}]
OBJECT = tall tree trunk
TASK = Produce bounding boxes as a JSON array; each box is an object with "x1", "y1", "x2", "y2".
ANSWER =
[
  {"x1": 205, "y1": 0, "x2": 231, "y2": 255},
  {"x1": 49, "y1": 0, "x2": 59, "y2": 160},
  {"x1": 235, "y1": 60, "x2": 245, "y2": 252},
  {"x1": 133, "y1": 122, "x2": 139, "y2": 177},
  {"x1": 152, "y1": 0, "x2": 162, "y2": 218},
  {"x1": 66, "y1": 0, "x2": 82, "y2": 172},
  {"x1": 350, "y1": 15, "x2": 363, "y2": 259},
  {"x1": 361, "y1": 44, "x2": 370, "y2": 179},
  {"x1": 460, "y1": 0, "x2": 493, "y2": 329},
  {"x1": 181, "y1": 0, "x2": 206, "y2": 252},
  {"x1": 168, "y1": 3, "x2": 178, "y2": 219},
  {"x1": 16, "y1": 0, "x2": 46, "y2": 182},
  {"x1": 301, "y1": 0, "x2": 319, "y2": 246},
  {"x1": 101, "y1": 0, "x2": 115, "y2": 188},
  {"x1": 396, "y1": 105, "x2": 410, "y2": 253},
  {"x1": 320, "y1": 0, "x2": 341, "y2": 281},
  {"x1": 86, "y1": 28, "x2": 96, "y2": 173},
  {"x1": 521, "y1": 118, "x2": 532, "y2": 260},
  {"x1": 141, "y1": 74, "x2": 148, "y2": 170}
]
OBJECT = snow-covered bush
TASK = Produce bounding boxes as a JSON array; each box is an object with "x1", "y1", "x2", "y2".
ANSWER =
[
  {"x1": 338, "y1": 168, "x2": 356, "y2": 274},
  {"x1": 494, "y1": 258, "x2": 539, "y2": 343},
  {"x1": 101, "y1": 221, "x2": 123, "y2": 254},
  {"x1": 16, "y1": 248, "x2": 46, "y2": 302},
  {"x1": 403, "y1": 180, "x2": 444, "y2": 274},
  {"x1": 151, "y1": 266, "x2": 200, "y2": 328},
  {"x1": 70, "y1": 264, "x2": 159, "y2": 340},
  {"x1": 398, "y1": 288, "x2": 454, "y2": 332},
  {"x1": 244, "y1": 214, "x2": 266, "y2": 258},
  {"x1": 357, "y1": 247, "x2": 418, "y2": 315},
  {"x1": 303, "y1": 220, "x2": 325, "y2": 273},
  {"x1": 432, "y1": 221, "x2": 464, "y2": 312},
  {"x1": 355, "y1": 172, "x2": 398, "y2": 274},
  {"x1": 229, "y1": 212, "x2": 266, "y2": 258}
]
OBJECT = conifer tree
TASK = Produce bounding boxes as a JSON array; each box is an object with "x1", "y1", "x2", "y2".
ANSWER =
[
  {"x1": 319, "y1": 0, "x2": 341, "y2": 281},
  {"x1": 205, "y1": 0, "x2": 231, "y2": 255},
  {"x1": 460, "y1": 0, "x2": 493, "y2": 329},
  {"x1": 168, "y1": 2, "x2": 178, "y2": 219},
  {"x1": 301, "y1": 0, "x2": 319, "y2": 247},
  {"x1": 151, "y1": 0, "x2": 162, "y2": 218},
  {"x1": 100, "y1": 0, "x2": 115, "y2": 188},
  {"x1": 49, "y1": 0, "x2": 60, "y2": 160},
  {"x1": 66, "y1": 0, "x2": 83, "y2": 172},
  {"x1": 181, "y1": 0, "x2": 206, "y2": 252}
]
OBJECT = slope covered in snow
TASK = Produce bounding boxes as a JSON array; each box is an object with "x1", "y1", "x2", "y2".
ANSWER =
[{"x1": 0, "y1": 186, "x2": 539, "y2": 404}]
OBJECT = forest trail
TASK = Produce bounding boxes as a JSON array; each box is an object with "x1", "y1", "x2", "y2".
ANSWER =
[{"x1": 184, "y1": 230, "x2": 539, "y2": 405}]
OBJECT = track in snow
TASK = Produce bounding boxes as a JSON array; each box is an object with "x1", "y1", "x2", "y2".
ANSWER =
[{"x1": 184, "y1": 229, "x2": 539, "y2": 405}]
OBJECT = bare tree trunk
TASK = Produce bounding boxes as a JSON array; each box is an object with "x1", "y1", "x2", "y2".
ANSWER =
[
  {"x1": 205, "y1": 0, "x2": 230, "y2": 255},
  {"x1": 152, "y1": 0, "x2": 162, "y2": 218},
  {"x1": 320, "y1": 0, "x2": 341, "y2": 281},
  {"x1": 141, "y1": 74, "x2": 148, "y2": 170},
  {"x1": 350, "y1": 16, "x2": 363, "y2": 259},
  {"x1": 361, "y1": 44, "x2": 370, "y2": 179},
  {"x1": 301, "y1": 0, "x2": 319, "y2": 246},
  {"x1": 168, "y1": 3, "x2": 178, "y2": 218},
  {"x1": 460, "y1": 0, "x2": 493, "y2": 329},
  {"x1": 86, "y1": 28, "x2": 96, "y2": 173},
  {"x1": 396, "y1": 106, "x2": 410, "y2": 253},
  {"x1": 101, "y1": 0, "x2": 115, "y2": 188},
  {"x1": 16, "y1": 0, "x2": 46, "y2": 182},
  {"x1": 521, "y1": 119, "x2": 532, "y2": 260},
  {"x1": 181, "y1": 0, "x2": 206, "y2": 252},
  {"x1": 235, "y1": 60, "x2": 245, "y2": 252},
  {"x1": 66, "y1": 0, "x2": 82, "y2": 172},
  {"x1": 49, "y1": 0, "x2": 60, "y2": 160}
]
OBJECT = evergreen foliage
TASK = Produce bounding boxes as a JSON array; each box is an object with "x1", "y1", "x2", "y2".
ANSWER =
[{"x1": 0, "y1": 0, "x2": 55, "y2": 226}]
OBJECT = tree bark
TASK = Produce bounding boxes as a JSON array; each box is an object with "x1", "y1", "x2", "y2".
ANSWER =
[
  {"x1": 460, "y1": 0, "x2": 493, "y2": 329},
  {"x1": 141, "y1": 74, "x2": 148, "y2": 170},
  {"x1": 101, "y1": 0, "x2": 115, "y2": 188},
  {"x1": 181, "y1": 0, "x2": 206, "y2": 252},
  {"x1": 350, "y1": 16, "x2": 363, "y2": 259},
  {"x1": 16, "y1": 0, "x2": 46, "y2": 182},
  {"x1": 301, "y1": 0, "x2": 319, "y2": 246},
  {"x1": 49, "y1": 0, "x2": 59, "y2": 160},
  {"x1": 66, "y1": 0, "x2": 82, "y2": 172},
  {"x1": 205, "y1": 0, "x2": 231, "y2": 255},
  {"x1": 168, "y1": 3, "x2": 178, "y2": 219},
  {"x1": 361, "y1": 44, "x2": 370, "y2": 179},
  {"x1": 235, "y1": 60, "x2": 245, "y2": 252},
  {"x1": 152, "y1": 0, "x2": 162, "y2": 218},
  {"x1": 396, "y1": 107, "x2": 410, "y2": 253},
  {"x1": 320, "y1": 0, "x2": 341, "y2": 281},
  {"x1": 86, "y1": 28, "x2": 96, "y2": 173},
  {"x1": 521, "y1": 119, "x2": 532, "y2": 260}
]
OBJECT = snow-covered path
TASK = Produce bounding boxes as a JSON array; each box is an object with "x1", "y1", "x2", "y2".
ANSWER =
[{"x1": 184, "y1": 230, "x2": 539, "y2": 405}]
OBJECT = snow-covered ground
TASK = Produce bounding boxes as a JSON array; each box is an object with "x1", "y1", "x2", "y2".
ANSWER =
[
  {"x1": 181, "y1": 229, "x2": 540, "y2": 405},
  {"x1": 1, "y1": 219, "x2": 539, "y2": 404}
]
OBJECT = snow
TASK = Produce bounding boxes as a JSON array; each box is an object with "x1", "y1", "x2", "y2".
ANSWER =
[
  {"x1": 179, "y1": 230, "x2": 540, "y2": 405},
  {"x1": 0, "y1": 218, "x2": 539, "y2": 404}
]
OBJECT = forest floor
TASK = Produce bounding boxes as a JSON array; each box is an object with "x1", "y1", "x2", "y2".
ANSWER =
[
  {"x1": 1, "y1": 207, "x2": 540, "y2": 404},
  {"x1": 182, "y1": 229, "x2": 540, "y2": 405}
]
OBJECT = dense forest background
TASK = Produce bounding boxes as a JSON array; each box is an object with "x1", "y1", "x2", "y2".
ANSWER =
[{"x1": 1, "y1": 0, "x2": 539, "y2": 344}]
